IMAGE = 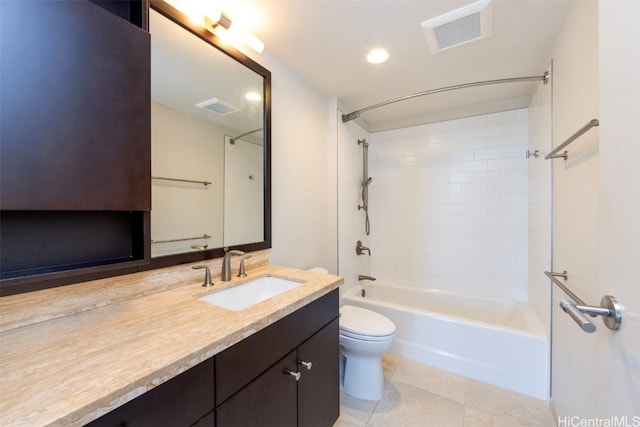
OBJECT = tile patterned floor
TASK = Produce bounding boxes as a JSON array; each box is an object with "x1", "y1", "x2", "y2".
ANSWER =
[{"x1": 335, "y1": 354, "x2": 556, "y2": 427}]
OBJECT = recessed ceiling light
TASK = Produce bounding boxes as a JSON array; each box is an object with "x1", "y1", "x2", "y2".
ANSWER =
[
  {"x1": 245, "y1": 92, "x2": 262, "y2": 101},
  {"x1": 367, "y1": 48, "x2": 389, "y2": 64}
]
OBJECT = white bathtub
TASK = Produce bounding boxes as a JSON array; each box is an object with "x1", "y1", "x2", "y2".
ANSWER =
[{"x1": 342, "y1": 283, "x2": 549, "y2": 399}]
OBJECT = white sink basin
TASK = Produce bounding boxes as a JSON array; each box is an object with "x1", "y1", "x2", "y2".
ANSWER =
[{"x1": 199, "y1": 276, "x2": 305, "y2": 311}]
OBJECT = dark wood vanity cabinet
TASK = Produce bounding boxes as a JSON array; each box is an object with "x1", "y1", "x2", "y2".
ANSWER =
[
  {"x1": 297, "y1": 319, "x2": 341, "y2": 427},
  {"x1": 87, "y1": 358, "x2": 215, "y2": 427},
  {"x1": 215, "y1": 289, "x2": 340, "y2": 427},
  {"x1": 0, "y1": 0, "x2": 151, "y2": 295},
  {"x1": 89, "y1": 290, "x2": 340, "y2": 427},
  {"x1": 216, "y1": 319, "x2": 340, "y2": 427}
]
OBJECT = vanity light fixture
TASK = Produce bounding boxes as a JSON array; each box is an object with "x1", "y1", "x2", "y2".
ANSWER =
[
  {"x1": 367, "y1": 48, "x2": 389, "y2": 64},
  {"x1": 166, "y1": 0, "x2": 264, "y2": 54},
  {"x1": 203, "y1": 10, "x2": 264, "y2": 53},
  {"x1": 204, "y1": 11, "x2": 232, "y2": 31}
]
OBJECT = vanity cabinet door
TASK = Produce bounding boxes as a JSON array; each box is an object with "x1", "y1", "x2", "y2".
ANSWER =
[
  {"x1": 298, "y1": 318, "x2": 340, "y2": 427},
  {"x1": 216, "y1": 350, "x2": 298, "y2": 427},
  {"x1": 0, "y1": 0, "x2": 151, "y2": 211}
]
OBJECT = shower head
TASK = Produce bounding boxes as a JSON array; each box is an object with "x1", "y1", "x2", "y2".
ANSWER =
[{"x1": 365, "y1": 177, "x2": 373, "y2": 186}]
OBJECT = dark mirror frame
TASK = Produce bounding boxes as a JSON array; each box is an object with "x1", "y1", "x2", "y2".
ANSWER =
[{"x1": 146, "y1": 0, "x2": 272, "y2": 270}]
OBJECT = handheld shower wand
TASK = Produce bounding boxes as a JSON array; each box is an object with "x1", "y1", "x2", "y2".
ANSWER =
[{"x1": 358, "y1": 139, "x2": 372, "y2": 235}]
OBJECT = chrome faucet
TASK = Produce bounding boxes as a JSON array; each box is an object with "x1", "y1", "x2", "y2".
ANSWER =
[
  {"x1": 356, "y1": 240, "x2": 371, "y2": 256},
  {"x1": 222, "y1": 250, "x2": 245, "y2": 281}
]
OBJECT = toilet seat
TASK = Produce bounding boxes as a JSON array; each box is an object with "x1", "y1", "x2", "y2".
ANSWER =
[{"x1": 339, "y1": 305, "x2": 396, "y2": 342}]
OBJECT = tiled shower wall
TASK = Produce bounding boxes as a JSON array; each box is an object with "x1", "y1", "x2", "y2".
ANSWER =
[{"x1": 368, "y1": 109, "x2": 530, "y2": 301}]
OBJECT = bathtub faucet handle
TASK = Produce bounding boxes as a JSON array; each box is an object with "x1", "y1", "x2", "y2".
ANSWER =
[
  {"x1": 358, "y1": 275, "x2": 376, "y2": 281},
  {"x1": 356, "y1": 240, "x2": 371, "y2": 256}
]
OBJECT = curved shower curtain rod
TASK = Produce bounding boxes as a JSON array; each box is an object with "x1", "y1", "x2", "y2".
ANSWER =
[
  {"x1": 341, "y1": 72, "x2": 549, "y2": 123},
  {"x1": 230, "y1": 127, "x2": 264, "y2": 144}
]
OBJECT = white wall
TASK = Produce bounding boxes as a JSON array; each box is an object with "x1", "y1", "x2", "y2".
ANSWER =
[
  {"x1": 366, "y1": 110, "x2": 530, "y2": 301},
  {"x1": 247, "y1": 52, "x2": 337, "y2": 273},
  {"x1": 597, "y1": 0, "x2": 640, "y2": 416},
  {"x1": 223, "y1": 136, "x2": 264, "y2": 246},
  {"x1": 550, "y1": 0, "x2": 640, "y2": 419},
  {"x1": 151, "y1": 102, "x2": 225, "y2": 256}
]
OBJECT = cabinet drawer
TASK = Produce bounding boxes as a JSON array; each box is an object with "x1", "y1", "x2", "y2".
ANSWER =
[{"x1": 215, "y1": 289, "x2": 338, "y2": 405}]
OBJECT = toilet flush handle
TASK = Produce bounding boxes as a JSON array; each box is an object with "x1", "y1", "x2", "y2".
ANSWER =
[{"x1": 298, "y1": 360, "x2": 313, "y2": 370}]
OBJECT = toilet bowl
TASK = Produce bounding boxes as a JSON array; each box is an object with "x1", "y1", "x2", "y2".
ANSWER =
[{"x1": 339, "y1": 304, "x2": 396, "y2": 401}]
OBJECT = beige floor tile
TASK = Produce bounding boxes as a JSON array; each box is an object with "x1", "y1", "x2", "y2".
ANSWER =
[
  {"x1": 339, "y1": 390, "x2": 379, "y2": 424},
  {"x1": 392, "y1": 358, "x2": 467, "y2": 404},
  {"x1": 333, "y1": 412, "x2": 367, "y2": 427},
  {"x1": 463, "y1": 406, "x2": 498, "y2": 427},
  {"x1": 464, "y1": 379, "x2": 553, "y2": 426},
  {"x1": 463, "y1": 406, "x2": 554, "y2": 427},
  {"x1": 338, "y1": 355, "x2": 554, "y2": 427},
  {"x1": 368, "y1": 380, "x2": 465, "y2": 427},
  {"x1": 382, "y1": 352, "x2": 401, "y2": 378}
]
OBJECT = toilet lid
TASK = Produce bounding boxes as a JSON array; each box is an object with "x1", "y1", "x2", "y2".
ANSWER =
[{"x1": 339, "y1": 305, "x2": 396, "y2": 337}]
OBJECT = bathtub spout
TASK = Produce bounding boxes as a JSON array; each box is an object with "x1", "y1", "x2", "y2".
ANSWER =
[{"x1": 358, "y1": 275, "x2": 376, "y2": 281}]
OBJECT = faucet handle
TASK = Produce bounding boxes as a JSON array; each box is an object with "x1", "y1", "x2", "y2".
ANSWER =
[
  {"x1": 192, "y1": 265, "x2": 214, "y2": 287},
  {"x1": 226, "y1": 249, "x2": 245, "y2": 258},
  {"x1": 356, "y1": 240, "x2": 371, "y2": 256},
  {"x1": 237, "y1": 254, "x2": 252, "y2": 277}
]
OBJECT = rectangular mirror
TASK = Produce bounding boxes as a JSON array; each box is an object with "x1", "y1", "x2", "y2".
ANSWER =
[{"x1": 148, "y1": 1, "x2": 271, "y2": 263}]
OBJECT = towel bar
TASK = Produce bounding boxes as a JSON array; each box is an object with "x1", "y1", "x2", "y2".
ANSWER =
[{"x1": 544, "y1": 271, "x2": 622, "y2": 332}]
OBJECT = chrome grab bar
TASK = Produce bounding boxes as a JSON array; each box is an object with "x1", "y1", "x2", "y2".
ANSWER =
[
  {"x1": 544, "y1": 271, "x2": 622, "y2": 333},
  {"x1": 560, "y1": 300, "x2": 596, "y2": 333},
  {"x1": 545, "y1": 119, "x2": 599, "y2": 160}
]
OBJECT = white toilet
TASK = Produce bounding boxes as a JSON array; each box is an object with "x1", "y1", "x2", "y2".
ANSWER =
[
  {"x1": 339, "y1": 304, "x2": 396, "y2": 401},
  {"x1": 306, "y1": 268, "x2": 396, "y2": 401}
]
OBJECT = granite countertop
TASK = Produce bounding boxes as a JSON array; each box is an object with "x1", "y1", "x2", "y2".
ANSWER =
[{"x1": 0, "y1": 254, "x2": 343, "y2": 427}]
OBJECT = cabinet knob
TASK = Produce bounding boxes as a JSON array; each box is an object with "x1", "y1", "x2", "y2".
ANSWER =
[
  {"x1": 298, "y1": 360, "x2": 313, "y2": 370},
  {"x1": 284, "y1": 368, "x2": 301, "y2": 381}
]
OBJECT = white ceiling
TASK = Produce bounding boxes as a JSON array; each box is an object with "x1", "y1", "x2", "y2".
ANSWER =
[{"x1": 238, "y1": 0, "x2": 573, "y2": 132}]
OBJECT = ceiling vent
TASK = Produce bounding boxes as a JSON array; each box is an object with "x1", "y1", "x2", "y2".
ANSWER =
[
  {"x1": 196, "y1": 97, "x2": 240, "y2": 116},
  {"x1": 421, "y1": 0, "x2": 493, "y2": 54}
]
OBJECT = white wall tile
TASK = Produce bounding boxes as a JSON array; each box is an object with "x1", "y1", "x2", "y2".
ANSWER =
[{"x1": 367, "y1": 109, "x2": 530, "y2": 300}]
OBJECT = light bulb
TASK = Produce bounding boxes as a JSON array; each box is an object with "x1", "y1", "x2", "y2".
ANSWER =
[{"x1": 367, "y1": 48, "x2": 389, "y2": 64}]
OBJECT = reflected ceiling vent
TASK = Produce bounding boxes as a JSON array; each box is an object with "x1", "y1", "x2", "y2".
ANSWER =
[
  {"x1": 196, "y1": 97, "x2": 240, "y2": 116},
  {"x1": 421, "y1": 0, "x2": 492, "y2": 54}
]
